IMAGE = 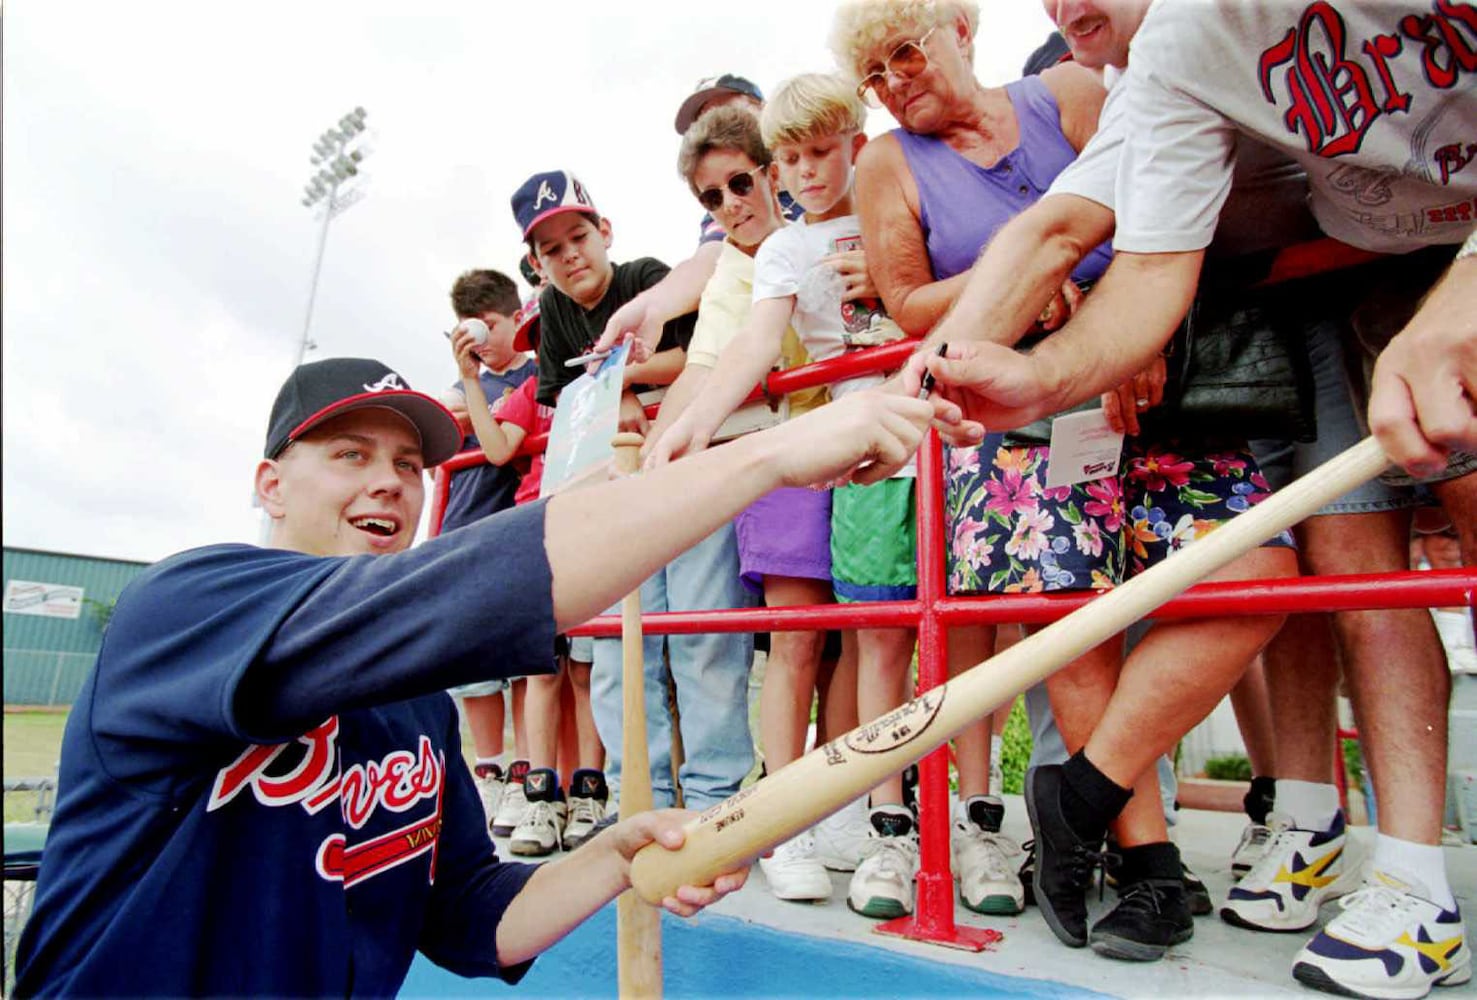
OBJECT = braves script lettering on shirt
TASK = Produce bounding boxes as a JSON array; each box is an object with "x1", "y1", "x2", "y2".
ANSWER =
[
  {"x1": 207, "y1": 717, "x2": 446, "y2": 888},
  {"x1": 1257, "y1": 0, "x2": 1476, "y2": 232}
]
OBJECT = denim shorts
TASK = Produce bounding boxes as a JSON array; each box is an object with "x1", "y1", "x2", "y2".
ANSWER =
[
  {"x1": 449, "y1": 679, "x2": 507, "y2": 698},
  {"x1": 945, "y1": 439, "x2": 1294, "y2": 595},
  {"x1": 1248, "y1": 318, "x2": 1445, "y2": 514},
  {"x1": 568, "y1": 635, "x2": 593, "y2": 663}
]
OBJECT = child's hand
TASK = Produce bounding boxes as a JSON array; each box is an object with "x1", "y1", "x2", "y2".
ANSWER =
[
  {"x1": 450, "y1": 326, "x2": 482, "y2": 380},
  {"x1": 594, "y1": 298, "x2": 663, "y2": 362},
  {"x1": 822, "y1": 249, "x2": 879, "y2": 302},
  {"x1": 643, "y1": 408, "x2": 712, "y2": 470}
]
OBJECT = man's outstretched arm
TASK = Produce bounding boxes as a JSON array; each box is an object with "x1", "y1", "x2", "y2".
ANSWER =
[{"x1": 919, "y1": 248, "x2": 1203, "y2": 433}]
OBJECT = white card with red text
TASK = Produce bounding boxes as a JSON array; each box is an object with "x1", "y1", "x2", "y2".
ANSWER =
[{"x1": 1044, "y1": 408, "x2": 1124, "y2": 490}]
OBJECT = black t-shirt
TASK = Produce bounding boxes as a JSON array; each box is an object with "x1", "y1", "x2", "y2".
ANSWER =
[{"x1": 535, "y1": 257, "x2": 697, "y2": 406}]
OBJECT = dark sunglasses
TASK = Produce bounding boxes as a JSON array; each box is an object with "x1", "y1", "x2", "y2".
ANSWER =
[{"x1": 696, "y1": 165, "x2": 767, "y2": 212}]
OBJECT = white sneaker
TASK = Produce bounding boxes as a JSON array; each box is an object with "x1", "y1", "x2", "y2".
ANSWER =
[
  {"x1": 813, "y1": 797, "x2": 870, "y2": 872},
  {"x1": 847, "y1": 808, "x2": 919, "y2": 919},
  {"x1": 1293, "y1": 873, "x2": 1470, "y2": 999},
  {"x1": 491, "y1": 760, "x2": 530, "y2": 838},
  {"x1": 1231, "y1": 821, "x2": 1272, "y2": 881},
  {"x1": 509, "y1": 768, "x2": 566, "y2": 857},
  {"x1": 472, "y1": 763, "x2": 505, "y2": 830},
  {"x1": 952, "y1": 796, "x2": 1024, "y2": 915},
  {"x1": 509, "y1": 799, "x2": 566, "y2": 856},
  {"x1": 759, "y1": 831, "x2": 831, "y2": 902},
  {"x1": 1221, "y1": 811, "x2": 1348, "y2": 932}
]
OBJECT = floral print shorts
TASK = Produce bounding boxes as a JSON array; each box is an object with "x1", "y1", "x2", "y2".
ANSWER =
[{"x1": 944, "y1": 440, "x2": 1295, "y2": 595}]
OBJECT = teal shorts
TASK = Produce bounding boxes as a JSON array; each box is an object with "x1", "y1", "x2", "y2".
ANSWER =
[{"x1": 831, "y1": 478, "x2": 917, "y2": 602}]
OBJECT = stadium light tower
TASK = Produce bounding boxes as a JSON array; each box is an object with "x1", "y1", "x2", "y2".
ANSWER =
[{"x1": 296, "y1": 106, "x2": 371, "y2": 366}]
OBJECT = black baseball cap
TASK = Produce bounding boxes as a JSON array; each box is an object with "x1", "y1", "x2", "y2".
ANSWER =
[
  {"x1": 674, "y1": 74, "x2": 764, "y2": 134},
  {"x1": 264, "y1": 357, "x2": 462, "y2": 466}
]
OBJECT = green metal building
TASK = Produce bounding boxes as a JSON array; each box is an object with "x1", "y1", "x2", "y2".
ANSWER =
[{"x1": 3, "y1": 547, "x2": 152, "y2": 706}]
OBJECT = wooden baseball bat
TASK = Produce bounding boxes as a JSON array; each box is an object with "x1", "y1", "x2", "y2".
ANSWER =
[
  {"x1": 629, "y1": 435, "x2": 1391, "y2": 904},
  {"x1": 611, "y1": 431, "x2": 662, "y2": 999}
]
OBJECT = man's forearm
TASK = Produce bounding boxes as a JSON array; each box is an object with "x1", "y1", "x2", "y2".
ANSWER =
[
  {"x1": 927, "y1": 194, "x2": 1115, "y2": 350},
  {"x1": 545, "y1": 428, "x2": 779, "y2": 629},
  {"x1": 495, "y1": 839, "x2": 628, "y2": 966},
  {"x1": 1028, "y1": 249, "x2": 1203, "y2": 412}
]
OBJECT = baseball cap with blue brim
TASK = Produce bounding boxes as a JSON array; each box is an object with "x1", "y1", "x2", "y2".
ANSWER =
[
  {"x1": 511, "y1": 170, "x2": 600, "y2": 241},
  {"x1": 264, "y1": 357, "x2": 462, "y2": 466},
  {"x1": 674, "y1": 73, "x2": 764, "y2": 134}
]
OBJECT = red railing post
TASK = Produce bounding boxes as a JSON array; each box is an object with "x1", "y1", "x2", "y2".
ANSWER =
[{"x1": 875, "y1": 431, "x2": 1001, "y2": 950}]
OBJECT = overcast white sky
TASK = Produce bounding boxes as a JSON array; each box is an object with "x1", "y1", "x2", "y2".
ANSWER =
[{"x1": 2, "y1": 1, "x2": 1057, "y2": 563}]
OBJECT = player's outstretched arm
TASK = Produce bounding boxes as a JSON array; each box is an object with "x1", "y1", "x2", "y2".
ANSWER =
[
  {"x1": 494, "y1": 809, "x2": 747, "y2": 965},
  {"x1": 1368, "y1": 252, "x2": 1477, "y2": 476},
  {"x1": 544, "y1": 389, "x2": 953, "y2": 630}
]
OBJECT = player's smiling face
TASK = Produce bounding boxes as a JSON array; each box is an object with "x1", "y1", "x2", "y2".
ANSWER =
[{"x1": 260, "y1": 408, "x2": 426, "y2": 557}]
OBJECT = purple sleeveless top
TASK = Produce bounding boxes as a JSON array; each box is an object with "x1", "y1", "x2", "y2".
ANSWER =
[{"x1": 894, "y1": 76, "x2": 1113, "y2": 283}]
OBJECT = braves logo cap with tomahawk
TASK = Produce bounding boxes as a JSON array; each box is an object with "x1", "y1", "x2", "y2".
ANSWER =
[
  {"x1": 511, "y1": 170, "x2": 599, "y2": 240},
  {"x1": 264, "y1": 357, "x2": 462, "y2": 466}
]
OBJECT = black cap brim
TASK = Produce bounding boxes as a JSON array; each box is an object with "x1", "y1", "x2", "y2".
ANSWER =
[{"x1": 285, "y1": 391, "x2": 463, "y2": 467}]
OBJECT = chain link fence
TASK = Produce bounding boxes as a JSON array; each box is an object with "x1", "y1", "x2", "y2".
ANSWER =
[{"x1": 3, "y1": 650, "x2": 96, "y2": 706}]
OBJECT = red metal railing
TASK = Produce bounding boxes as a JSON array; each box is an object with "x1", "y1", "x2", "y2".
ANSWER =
[{"x1": 428, "y1": 241, "x2": 1476, "y2": 950}]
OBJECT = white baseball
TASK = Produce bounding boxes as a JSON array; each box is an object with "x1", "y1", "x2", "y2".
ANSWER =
[{"x1": 459, "y1": 318, "x2": 490, "y2": 345}]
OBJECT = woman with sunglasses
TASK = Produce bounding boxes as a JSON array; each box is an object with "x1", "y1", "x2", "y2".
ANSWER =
[{"x1": 831, "y1": 0, "x2": 1211, "y2": 960}]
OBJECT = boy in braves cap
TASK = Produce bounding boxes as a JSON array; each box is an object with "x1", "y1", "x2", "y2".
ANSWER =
[
  {"x1": 15, "y1": 352, "x2": 961, "y2": 996},
  {"x1": 510, "y1": 169, "x2": 695, "y2": 409}
]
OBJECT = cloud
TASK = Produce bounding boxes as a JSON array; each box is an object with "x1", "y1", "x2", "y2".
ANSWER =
[{"x1": 2, "y1": 0, "x2": 1055, "y2": 562}]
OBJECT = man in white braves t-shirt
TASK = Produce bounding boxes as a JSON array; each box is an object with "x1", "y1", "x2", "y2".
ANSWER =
[{"x1": 900, "y1": 2, "x2": 1473, "y2": 996}]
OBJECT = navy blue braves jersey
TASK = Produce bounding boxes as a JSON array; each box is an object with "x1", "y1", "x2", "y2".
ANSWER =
[{"x1": 15, "y1": 502, "x2": 558, "y2": 997}]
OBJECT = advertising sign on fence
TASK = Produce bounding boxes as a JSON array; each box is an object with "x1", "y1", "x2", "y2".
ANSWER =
[{"x1": 3, "y1": 580, "x2": 85, "y2": 619}]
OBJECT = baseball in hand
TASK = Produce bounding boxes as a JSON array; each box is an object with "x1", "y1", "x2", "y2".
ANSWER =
[{"x1": 459, "y1": 318, "x2": 490, "y2": 345}]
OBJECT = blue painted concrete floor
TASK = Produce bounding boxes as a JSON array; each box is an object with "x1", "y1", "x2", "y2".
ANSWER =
[{"x1": 402, "y1": 796, "x2": 1477, "y2": 999}]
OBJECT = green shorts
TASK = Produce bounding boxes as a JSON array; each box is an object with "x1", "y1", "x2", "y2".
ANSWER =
[{"x1": 831, "y1": 477, "x2": 917, "y2": 602}]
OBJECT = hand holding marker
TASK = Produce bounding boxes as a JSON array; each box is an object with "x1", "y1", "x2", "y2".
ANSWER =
[{"x1": 918, "y1": 342, "x2": 948, "y2": 400}]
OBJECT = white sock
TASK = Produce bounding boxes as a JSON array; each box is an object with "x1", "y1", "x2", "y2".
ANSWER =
[
  {"x1": 1273, "y1": 779, "x2": 1340, "y2": 832},
  {"x1": 1371, "y1": 833, "x2": 1456, "y2": 910}
]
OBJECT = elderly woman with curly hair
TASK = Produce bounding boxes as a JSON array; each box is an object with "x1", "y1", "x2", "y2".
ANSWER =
[{"x1": 830, "y1": 0, "x2": 1298, "y2": 963}]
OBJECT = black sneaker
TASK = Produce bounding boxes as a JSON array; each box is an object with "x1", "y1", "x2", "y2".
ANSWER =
[
  {"x1": 1105, "y1": 843, "x2": 1212, "y2": 918},
  {"x1": 1088, "y1": 877, "x2": 1194, "y2": 961},
  {"x1": 1024, "y1": 765, "x2": 1107, "y2": 948},
  {"x1": 1019, "y1": 840, "x2": 1036, "y2": 908},
  {"x1": 1180, "y1": 862, "x2": 1212, "y2": 917}
]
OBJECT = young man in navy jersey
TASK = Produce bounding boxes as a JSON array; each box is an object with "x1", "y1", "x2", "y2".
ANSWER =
[{"x1": 15, "y1": 355, "x2": 947, "y2": 996}]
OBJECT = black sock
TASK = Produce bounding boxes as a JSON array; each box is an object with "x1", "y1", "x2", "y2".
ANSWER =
[
  {"x1": 1060, "y1": 751, "x2": 1132, "y2": 840},
  {"x1": 1244, "y1": 774, "x2": 1276, "y2": 825},
  {"x1": 1117, "y1": 841, "x2": 1182, "y2": 883}
]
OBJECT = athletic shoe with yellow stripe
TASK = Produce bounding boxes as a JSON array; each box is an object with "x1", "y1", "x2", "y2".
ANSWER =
[
  {"x1": 1293, "y1": 875, "x2": 1470, "y2": 999},
  {"x1": 1220, "y1": 811, "x2": 1347, "y2": 932}
]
